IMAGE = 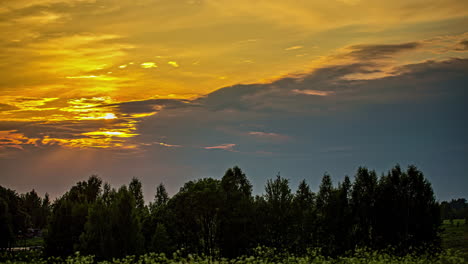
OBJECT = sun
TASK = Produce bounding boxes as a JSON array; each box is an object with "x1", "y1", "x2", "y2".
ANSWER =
[{"x1": 103, "y1": 113, "x2": 117, "y2": 120}]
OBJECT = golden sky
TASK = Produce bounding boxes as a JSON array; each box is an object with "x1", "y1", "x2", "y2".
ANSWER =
[
  {"x1": 1, "y1": 0, "x2": 468, "y2": 201},
  {"x1": 0, "y1": 0, "x2": 467, "y2": 150}
]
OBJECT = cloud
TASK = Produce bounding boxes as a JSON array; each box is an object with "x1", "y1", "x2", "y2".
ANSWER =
[
  {"x1": 285, "y1": 45, "x2": 303, "y2": 51},
  {"x1": 247, "y1": 131, "x2": 290, "y2": 142},
  {"x1": 0, "y1": 104, "x2": 19, "y2": 112},
  {"x1": 456, "y1": 40, "x2": 468, "y2": 51},
  {"x1": 154, "y1": 142, "x2": 182, "y2": 148},
  {"x1": 345, "y1": 42, "x2": 422, "y2": 60},
  {"x1": 204, "y1": 143, "x2": 236, "y2": 151},
  {"x1": 141, "y1": 62, "x2": 158, "y2": 68},
  {"x1": 2, "y1": 36, "x2": 467, "y2": 154},
  {"x1": 108, "y1": 99, "x2": 194, "y2": 115},
  {"x1": 168, "y1": 61, "x2": 179, "y2": 67},
  {"x1": 292, "y1": 89, "x2": 334, "y2": 96}
]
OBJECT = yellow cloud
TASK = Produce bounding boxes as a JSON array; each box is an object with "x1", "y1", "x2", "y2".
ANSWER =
[
  {"x1": 285, "y1": 45, "x2": 303, "y2": 51},
  {"x1": 83, "y1": 130, "x2": 137, "y2": 137},
  {"x1": 141, "y1": 62, "x2": 158, "y2": 68},
  {"x1": 1, "y1": 0, "x2": 468, "y2": 152},
  {"x1": 66, "y1": 75, "x2": 99, "y2": 79},
  {"x1": 168, "y1": 61, "x2": 179, "y2": 67}
]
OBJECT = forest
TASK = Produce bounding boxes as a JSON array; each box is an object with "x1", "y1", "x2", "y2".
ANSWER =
[{"x1": 1, "y1": 165, "x2": 467, "y2": 263}]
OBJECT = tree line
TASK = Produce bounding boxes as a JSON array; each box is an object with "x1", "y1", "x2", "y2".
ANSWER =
[
  {"x1": 0, "y1": 187, "x2": 50, "y2": 248},
  {"x1": 440, "y1": 198, "x2": 468, "y2": 222},
  {"x1": 1, "y1": 165, "x2": 444, "y2": 259}
]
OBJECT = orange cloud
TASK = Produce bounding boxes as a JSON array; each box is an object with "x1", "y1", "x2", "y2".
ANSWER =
[
  {"x1": 204, "y1": 143, "x2": 236, "y2": 151},
  {"x1": 292, "y1": 89, "x2": 334, "y2": 96},
  {"x1": 247, "y1": 131, "x2": 290, "y2": 141}
]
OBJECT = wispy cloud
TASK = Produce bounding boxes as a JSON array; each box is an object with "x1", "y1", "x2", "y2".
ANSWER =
[
  {"x1": 247, "y1": 131, "x2": 290, "y2": 142},
  {"x1": 168, "y1": 61, "x2": 179, "y2": 68},
  {"x1": 292, "y1": 89, "x2": 334, "y2": 96},
  {"x1": 204, "y1": 143, "x2": 236, "y2": 151},
  {"x1": 141, "y1": 62, "x2": 158, "y2": 68},
  {"x1": 285, "y1": 45, "x2": 303, "y2": 51},
  {"x1": 155, "y1": 142, "x2": 182, "y2": 148}
]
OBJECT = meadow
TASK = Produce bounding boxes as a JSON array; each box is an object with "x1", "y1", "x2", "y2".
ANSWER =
[
  {"x1": 2, "y1": 167, "x2": 467, "y2": 263},
  {"x1": 1, "y1": 248, "x2": 467, "y2": 264},
  {"x1": 3, "y1": 221, "x2": 467, "y2": 264}
]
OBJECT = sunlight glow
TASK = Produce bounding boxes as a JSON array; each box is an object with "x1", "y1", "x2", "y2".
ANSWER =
[{"x1": 141, "y1": 62, "x2": 157, "y2": 68}]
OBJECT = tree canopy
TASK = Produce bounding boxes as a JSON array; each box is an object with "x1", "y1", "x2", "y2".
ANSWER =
[{"x1": 0, "y1": 165, "x2": 448, "y2": 259}]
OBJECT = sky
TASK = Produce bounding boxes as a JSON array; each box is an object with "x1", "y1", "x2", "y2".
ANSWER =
[{"x1": 0, "y1": 0, "x2": 467, "y2": 202}]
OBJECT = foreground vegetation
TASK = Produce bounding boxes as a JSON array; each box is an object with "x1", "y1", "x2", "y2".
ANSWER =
[
  {"x1": 3, "y1": 220, "x2": 466, "y2": 263},
  {"x1": 441, "y1": 219, "x2": 468, "y2": 260},
  {"x1": 2, "y1": 164, "x2": 467, "y2": 262},
  {"x1": 1, "y1": 248, "x2": 467, "y2": 264}
]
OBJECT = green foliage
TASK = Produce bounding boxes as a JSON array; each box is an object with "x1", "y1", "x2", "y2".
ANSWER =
[
  {"x1": 167, "y1": 178, "x2": 222, "y2": 256},
  {"x1": 1, "y1": 249, "x2": 466, "y2": 264},
  {"x1": 441, "y1": 198, "x2": 468, "y2": 220},
  {"x1": 0, "y1": 197, "x2": 14, "y2": 249},
  {"x1": 263, "y1": 174, "x2": 294, "y2": 249},
  {"x1": 45, "y1": 176, "x2": 102, "y2": 256},
  {"x1": 0, "y1": 164, "x2": 456, "y2": 260},
  {"x1": 219, "y1": 166, "x2": 254, "y2": 257},
  {"x1": 441, "y1": 219, "x2": 468, "y2": 260}
]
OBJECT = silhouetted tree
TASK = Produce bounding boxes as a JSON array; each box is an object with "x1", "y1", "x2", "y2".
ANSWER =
[
  {"x1": 263, "y1": 174, "x2": 294, "y2": 249},
  {"x1": 0, "y1": 198, "x2": 14, "y2": 250},
  {"x1": 19, "y1": 164, "x2": 443, "y2": 258},
  {"x1": 110, "y1": 186, "x2": 144, "y2": 257},
  {"x1": 291, "y1": 179, "x2": 315, "y2": 253},
  {"x1": 351, "y1": 167, "x2": 378, "y2": 247},
  {"x1": 45, "y1": 176, "x2": 102, "y2": 256},
  {"x1": 168, "y1": 178, "x2": 222, "y2": 255},
  {"x1": 129, "y1": 178, "x2": 145, "y2": 211},
  {"x1": 315, "y1": 173, "x2": 335, "y2": 253},
  {"x1": 219, "y1": 166, "x2": 254, "y2": 257},
  {"x1": 150, "y1": 223, "x2": 171, "y2": 254}
]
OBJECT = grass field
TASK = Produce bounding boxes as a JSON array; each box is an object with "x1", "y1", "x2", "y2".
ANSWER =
[
  {"x1": 16, "y1": 237, "x2": 44, "y2": 248},
  {"x1": 441, "y1": 219, "x2": 468, "y2": 259},
  {"x1": 1, "y1": 249, "x2": 467, "y2": 264},
  {"x1": 4, "y1": 220, "x2": 467, "y2": 263}
]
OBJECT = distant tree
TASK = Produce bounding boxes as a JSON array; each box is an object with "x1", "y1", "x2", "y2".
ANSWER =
[
  {"x1": 151, "y1": 183, "x2": 169, "y2": 212},
  {"x1": 22, "y1": 189, "x2": 42, "y2": 229},
  {"x1": 79, "y1": 198, "x2": 112, "y2": 259},
  {"x1": 145, "y1": 183, "x2": 170, "y2": 251},
  {"x1": 0, "y1": 186, "x2": 31, "y2": 236},
  {"x1": 45, "y1": 176, "x2": 102, "y2": 256},
  {"x1": 291, "y1": 179, "x2": 315, "y2": 253},
  {"x1": 219, "y1": 166, "x2": 254, "y2": 257},
  {"x1": 351, "y1": 167, "x2": 378, "y2": 247},
  {"x1": 129, "y1": 178, "x2": 145, "y2": 211},
  {"x1": 375, "y1": 165, "x2": 440, "y2": 251},
  {"x1": 404, "y1": 165, "x2": 441, "y2": 249},
  {"x1": 315, "y1": 173, "x2": 338, "y2": 255},
  {"x1": 109, "y1": 186, "x2": 144, "y2": 257},
  {"x1": 334, "y1": 176, "x2": 353, "y2": 253},
  {"x1": 263, "y1": 174, "x2": 294, "y2": 249},
  {"x1": 0, "y1": 186, "x2": 29, "y2": 247},
  {"x1": 7, "y1": 164, "x2": 444, "y2": 258},
  {"x1": 167, "y1": 178, "x2": 222, "y2": 255},
  {"x1": 0, "y1": 198, "x2": 14, "y2": 250},
  {"x1": 39, "y1": 193, "x2": 51, "y2": 229},
  {"x1": 440, "y1": 198, "x2": 468, "y2": 220},
  {"x1": 150, "y1": 223, "x2": 171, "y2": 254}
]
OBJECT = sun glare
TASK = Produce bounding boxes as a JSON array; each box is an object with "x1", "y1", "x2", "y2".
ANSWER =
[{"x1": 103, "y1": 113, "x2": 117, "y2": 119}]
